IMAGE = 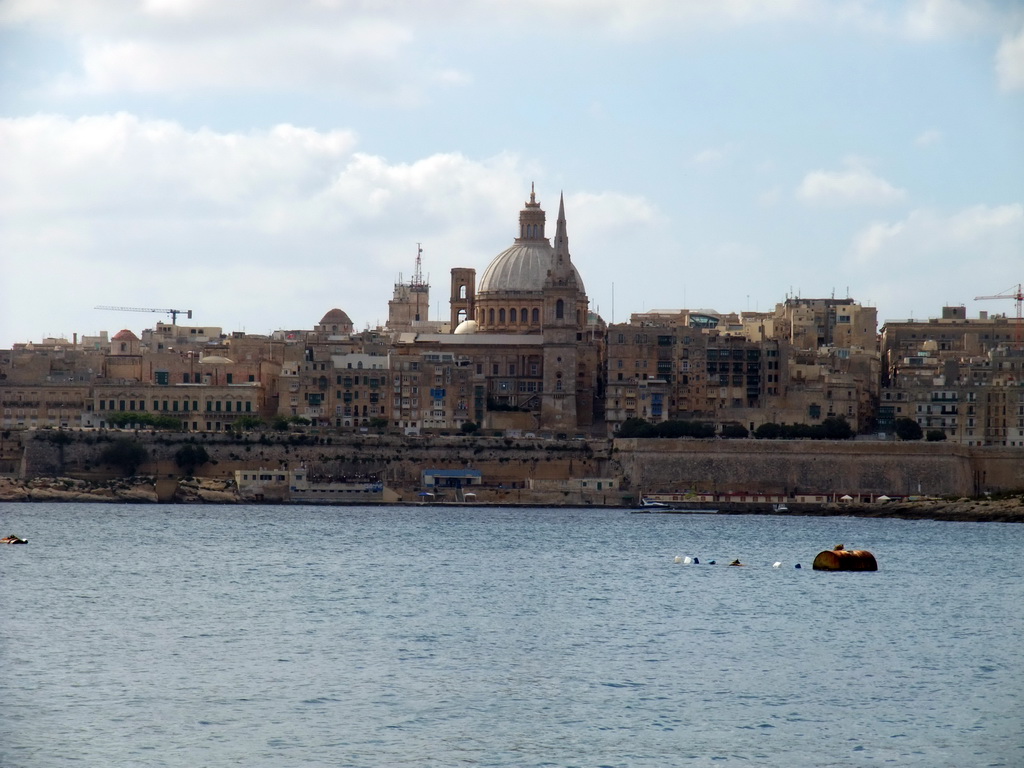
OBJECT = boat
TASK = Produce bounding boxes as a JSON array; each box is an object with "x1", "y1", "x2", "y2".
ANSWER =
[
  {"x1": 639, "y1": 497, "x2": 670, "y2": 510},
  {"x1": 2, "y1": 535, "x2": 27, "y2": 544},
  {"x1": 773, "y1": 503, "x2": 789, "y2": 513}
]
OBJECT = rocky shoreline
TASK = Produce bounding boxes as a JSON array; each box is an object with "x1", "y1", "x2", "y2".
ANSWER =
[
  {"x1": 1, "y1": 476, "x2": 1022, "y2": 522},
  {"x1": 0, "y1": 476, "x2": 236, "y2": 505}
]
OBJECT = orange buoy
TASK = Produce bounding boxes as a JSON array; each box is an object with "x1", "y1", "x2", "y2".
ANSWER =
[{"x1": 812, "y1": 545, "x2": 877, "y2": 571}]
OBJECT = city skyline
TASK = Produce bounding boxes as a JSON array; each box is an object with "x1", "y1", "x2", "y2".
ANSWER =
[{"x1": 2, "y1": 1, "x2": 1022, "y2": 348}]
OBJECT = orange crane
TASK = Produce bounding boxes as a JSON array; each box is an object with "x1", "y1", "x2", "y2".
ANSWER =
[
  {"x1": 974, "y1": 284, "x2": 1023, "y2": 349},
  {"x1": 96, "y1": 305, "x2": 193, "y2": 325}
]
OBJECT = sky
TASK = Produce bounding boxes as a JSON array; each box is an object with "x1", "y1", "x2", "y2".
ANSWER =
[{"x1": 1, "y1": 0, "x2": 1022, "y2": 348}]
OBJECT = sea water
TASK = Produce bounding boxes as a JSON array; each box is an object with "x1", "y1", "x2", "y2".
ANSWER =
[{"x1": 1, "y1": 503, "x2": 1021, "y2": 767}]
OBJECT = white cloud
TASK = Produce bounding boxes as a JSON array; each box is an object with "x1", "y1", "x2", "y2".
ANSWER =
[
  {"x1": 852, "y1": 203, "x2": 1023, "y2": 265},
  {"x1": 847, "y1": 203, "x2": 1024, "y2": 321},
  {"x1": 996, "y1": 26, "x2": 1024, "y2": 91},
  {"x1": 914, "y1": 128, "x2": 942, "y2": 147},
  {"x1": 692, "y1": 147, "x2": 727, "y2": 166},
  {"x1": 796, "y1": 160, "x2": 907, "y2": 206},
  {"x1": 901, "y1": 0, "x2": 989, "y2": 40},
  {"x1": 0, "y1": 113, "x2": 657, "y2": 345},
  {"x1": 4, "y1": 0, "x2": 1021, "y2": 98}
]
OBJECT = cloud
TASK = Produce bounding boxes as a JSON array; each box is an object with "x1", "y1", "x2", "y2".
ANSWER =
[
  {"x1": 691, "y1": 147, "x2": 727, "y2": 166},
  {"x1": 847, "y1": 203, "x2": 1024, "y2": 321},
  {"x1": 4, "y1": 0, "x2": 1022, "y2": 98},
  {"x1": 996, "y1": 26, "x2": 1024, "y2": 91},
  {"x1": 0, "y1": 113, "x2": 657, "y2": 345},
  {"x1": 914, "y1": 128, "x2": 942, "y2": 147},
  {"x1": 796, "y1": 160, "x2": 907, "y2": 206},
  {"x1": 901, "y1": 0, "x2": 990, "y2": 40},
  {"x1": 852, "y1": 203, "x2": 1024, "y2": 265}
]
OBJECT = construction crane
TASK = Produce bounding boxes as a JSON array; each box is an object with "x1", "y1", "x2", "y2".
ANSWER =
[
  {"x1": 974, "y1": 283, "x2": 1023, "y2": 349},
  {"x1": 96, "y1": 305, "x2": 193, "y2": 325}
]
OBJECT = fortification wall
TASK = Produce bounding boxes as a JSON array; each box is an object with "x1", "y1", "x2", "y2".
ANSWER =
[
  {"x1": 614, "y1": 439, "x2": 1024, "y2": 497},
  {"x1": 16, "y1": 431, "x2": 1024, "y2": 499},
  {"x1": 20, "y1": 432, "x2": 613, "y2": 492}
]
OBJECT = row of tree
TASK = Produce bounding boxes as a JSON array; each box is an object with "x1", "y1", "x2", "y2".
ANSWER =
[
  {"x1": 98, "y1": 439, "x2": 210, "y2": 475},
  {"x1": 613, "y1": 416, "x2": 947, "y2": 441}
]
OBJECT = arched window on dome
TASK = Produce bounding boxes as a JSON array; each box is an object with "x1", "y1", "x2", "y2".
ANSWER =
[
  {"x1": 499, "y1": 308, "x2": 506, "y2": 324},
  {"x1": 532, "y1": 307, "x2": 539, "y2": 323},
  {"x1": 509, "y1": 308, "x2": 517, "y2": 323},
  {"x1": 556, "y1": 299, "x2": 564, "y2": 319},
  {"x1": 489, "y1": 308, "x2": 495, "y2": 325},
  {"x1": 521, "y1": 308, "x2": 528, "y2": 325}
]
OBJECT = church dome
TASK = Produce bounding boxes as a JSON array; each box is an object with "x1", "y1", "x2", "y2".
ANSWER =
[
  {"x1": 319, "y1": 308, "x2": 353, "y2": 329},
  {"x1": 112, "y1": 329, "x2": 139, "y2": 341},
  {"x1": 453, "y1": 319, "x2": 479, "y2": 335},
  {"x1": 477, "y1": 185, "x2": 586, "y2": 296}
]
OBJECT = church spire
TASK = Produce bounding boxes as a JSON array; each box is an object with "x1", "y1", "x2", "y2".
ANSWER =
[{"x1": 551, "y1": 192, "x2": 573, "y2": 278}]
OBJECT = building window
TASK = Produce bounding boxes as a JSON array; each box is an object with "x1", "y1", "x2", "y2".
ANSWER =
[
  {"x1": 499, "y1": 308, "x2": 506, "y2": 323},
  {"x1": 510, "y1": 308, "x2": 517, "y2": 323},
  {"x1": 532, "y1": 308, "x2": 540, "y2": 323},
  {"x1": 556, "y1": 299, "x2": 564, "y2": 319}
]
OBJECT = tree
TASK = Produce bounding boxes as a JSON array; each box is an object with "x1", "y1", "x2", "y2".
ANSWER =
[
  {"x1": 100, "y1": 438, "x2": 148, "y2": 476},
  {"x1": 369, "y1": 417, "x2": 389, "y2": 432},
  {"x1": 926, "y1": 429, "x2": 947, "y2": 442},
  {"x1": 895, "y1": 417, "x2": 923, "y2": 441},
  {"x1": 754, "y1": 422, "x2": 781, "y2": 439},
  {"x1": 822, "y1": 416, "x2": 854, "y2": 440},
  {"x1": 720, "y1": 423, "x2": 749, "y2": 439},
  {"x1": 460, "y1": 421, "x2": 480, "y2": 434},
  {"x1": 174, "y1": 443, "x2": 210, "y2": 475},
  {"x1": 616, "y1": 418, "x2": 656, "y2": 438},
  {"x1": 232, "y1": 416, "x2": 264, "y2": 432}
]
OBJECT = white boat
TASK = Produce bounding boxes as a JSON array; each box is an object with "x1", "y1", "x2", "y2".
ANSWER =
[
  {"x1": 773, "y1": 503, "x2": 789, "y2": 513},
  {"x1": 639, "y1": 497, "x2": 670, "y2": 509}
]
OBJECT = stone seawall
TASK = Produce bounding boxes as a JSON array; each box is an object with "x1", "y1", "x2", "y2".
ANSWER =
[
  {"x1": 614, "y1": 438, "x2": 1024, "y2": 498},
  {"x1": 18, "y1": 431, "x2": 615, "y2": 492},
  {"x1": 11, "y1": 431, "x2": 1024, "y2": 500}
]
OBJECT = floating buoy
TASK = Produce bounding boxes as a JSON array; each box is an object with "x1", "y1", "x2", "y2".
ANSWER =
[
  {"x1": 674, "y1": 556, "x2": 682, "y2": 563},
  {"x1": 693, "y1": 557, "x2": 699, "y2": 565},
  {"x1": 683, "y1": 556, "x2": 692, "y2": 564},
  {"x1": 772, "y1": 562, "x2": 782, "y2": 568},
  {"x1": 795, "y1": 564, "x2": 801, "y2": 569},
  {"x1": 728, "y1": 559, "x2": 743, "y2": 566},
  {"x1": 812, "y1": 546, "x2": 877, "y2": 571}
]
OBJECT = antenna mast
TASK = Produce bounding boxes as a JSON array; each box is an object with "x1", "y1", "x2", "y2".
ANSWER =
[{"x1": 412, "y1": 243, "x2": 425, "y2": 288}]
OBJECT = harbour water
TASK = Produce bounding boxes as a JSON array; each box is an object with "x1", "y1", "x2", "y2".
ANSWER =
[{"x1": 1, "y1": 503, "x2": 1021, "y2": 767}]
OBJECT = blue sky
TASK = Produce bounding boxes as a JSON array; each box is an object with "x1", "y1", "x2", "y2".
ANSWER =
[{"x1": 1, "y1": 0, "x2": 1022, "y2": 347}]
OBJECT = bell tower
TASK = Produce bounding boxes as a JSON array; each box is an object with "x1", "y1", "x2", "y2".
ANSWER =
[{"x1": 450, "y1": 267, "x2": 476, "y2": 328}]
